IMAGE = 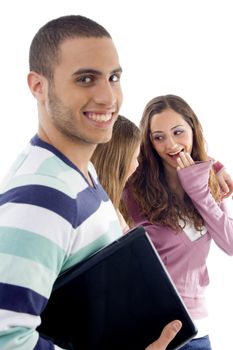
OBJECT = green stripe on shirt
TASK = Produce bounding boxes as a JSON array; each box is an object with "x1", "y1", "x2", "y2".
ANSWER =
[{"x1": 0, "y1": 227, "x2": 65, "y2": 274}]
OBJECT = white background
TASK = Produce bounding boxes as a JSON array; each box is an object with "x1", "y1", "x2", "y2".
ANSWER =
[{"x1": 0, "y1": 1, "x2": 233, "y2": 349}]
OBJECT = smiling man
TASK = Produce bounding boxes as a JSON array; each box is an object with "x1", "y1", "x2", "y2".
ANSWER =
[{"x1": 0, "y1": 15, "x2": 181, "y2": 350}]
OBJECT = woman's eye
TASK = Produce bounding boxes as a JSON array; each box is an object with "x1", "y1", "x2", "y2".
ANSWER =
[
  {"x1": 174, "y1": 130, "x2": 183, "y2": 136},
  {"x1": 153, "y1": 135, "x2": 163, "y2": 141}
]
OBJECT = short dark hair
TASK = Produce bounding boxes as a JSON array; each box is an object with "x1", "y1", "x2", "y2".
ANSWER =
[{"x1": 29, "y1": 15, "x2": 111, "y2": 80}]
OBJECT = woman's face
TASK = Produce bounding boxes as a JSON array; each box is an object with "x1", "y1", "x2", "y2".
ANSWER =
[{"x1": 150, "y1": 108, "x2": 193, "y2": 171}]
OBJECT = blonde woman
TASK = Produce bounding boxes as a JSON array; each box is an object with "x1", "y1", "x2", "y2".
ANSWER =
[{"x1": 92, "y1": 115, "x2": 141, "y2": 232}]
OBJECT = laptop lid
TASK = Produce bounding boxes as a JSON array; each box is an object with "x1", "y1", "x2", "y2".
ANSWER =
[{"x1": 38, "y1": 226, "x2": 197, "y2": 350}]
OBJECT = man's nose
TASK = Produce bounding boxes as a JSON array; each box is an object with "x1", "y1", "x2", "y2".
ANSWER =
[{"x1": 93, "y1": 80, "x2": 117, "y2": 106}]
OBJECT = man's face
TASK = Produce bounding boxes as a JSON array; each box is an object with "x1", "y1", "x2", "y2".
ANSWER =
[{"x1": 45, "y1": 37, "x2": 123, "y2": 146}]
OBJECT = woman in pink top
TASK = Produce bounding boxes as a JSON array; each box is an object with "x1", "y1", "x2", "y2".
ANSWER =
[{"x1": 123, "y1": 94, "x2": 233, "y2": 350}]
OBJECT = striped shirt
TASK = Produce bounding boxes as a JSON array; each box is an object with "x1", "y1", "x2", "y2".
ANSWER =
[{"x1": 0, "y1": 135, "x2": 123, "y2": 350}]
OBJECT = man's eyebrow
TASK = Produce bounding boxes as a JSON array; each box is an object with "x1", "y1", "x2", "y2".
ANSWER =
[
  {"x1": 72, "y1": 67, "x2": 123, "y2": 76},
  {"x1": 112, "y1": 67, "x2": 123, "y2": 74}
]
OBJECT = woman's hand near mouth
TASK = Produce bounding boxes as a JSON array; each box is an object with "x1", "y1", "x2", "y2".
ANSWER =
[{"x1": 176, "y1": 151, "x2": 195, "y2": 170}]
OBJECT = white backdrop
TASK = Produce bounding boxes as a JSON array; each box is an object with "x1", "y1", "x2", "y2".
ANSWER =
[{"x1": 0, "y1": 1, "x2": 232, "y2": 349}]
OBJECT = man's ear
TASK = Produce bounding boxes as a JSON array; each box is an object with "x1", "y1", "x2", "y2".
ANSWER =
[{"x1": 27, "y1": 71, "x2": 47, "y2": 103}]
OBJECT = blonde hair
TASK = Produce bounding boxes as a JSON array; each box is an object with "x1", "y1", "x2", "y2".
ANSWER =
[{"x1": 92, "y1": 115, "x2": 141, "y2": 209}]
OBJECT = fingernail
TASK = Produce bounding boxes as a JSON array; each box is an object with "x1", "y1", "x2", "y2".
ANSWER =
[{"x1": 172, "y1": 321, "x2": 182, "y2": 332}]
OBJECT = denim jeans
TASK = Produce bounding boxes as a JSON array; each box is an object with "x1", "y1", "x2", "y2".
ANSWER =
[{"x1": 179, "y1": 335, "x2": 212, "y2": 350}]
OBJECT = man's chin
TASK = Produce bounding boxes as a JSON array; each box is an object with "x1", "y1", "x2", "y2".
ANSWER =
[{"x1": 97, "y1": 134, "x2": 112, "y2": 145}]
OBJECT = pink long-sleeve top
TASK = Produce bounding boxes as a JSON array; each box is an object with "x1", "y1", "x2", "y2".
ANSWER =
[{"x1": 123, "y1": 160, "x2": 233, "y2": 319}]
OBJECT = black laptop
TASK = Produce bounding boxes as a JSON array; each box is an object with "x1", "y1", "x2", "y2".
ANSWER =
[{"x1": 37, "y1": 226, "x2": 197, "y2": 350}]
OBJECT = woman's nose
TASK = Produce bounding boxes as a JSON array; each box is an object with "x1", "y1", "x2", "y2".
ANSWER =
[{"x1": 166, "y1": 136, "x2": 177, "y2": 150}]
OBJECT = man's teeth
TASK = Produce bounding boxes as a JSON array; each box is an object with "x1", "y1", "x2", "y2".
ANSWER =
[{"x1": 88, "y1": 113, "x2": 112, "y2": 122}]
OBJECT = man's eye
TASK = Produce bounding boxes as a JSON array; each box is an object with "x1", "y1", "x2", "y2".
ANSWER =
[
  {"x1": 77, "y1": 76, "x2": 92, "y2": 84},
  {"x1": 110, "y1": 74, "x2": 120, "y2": 82}
]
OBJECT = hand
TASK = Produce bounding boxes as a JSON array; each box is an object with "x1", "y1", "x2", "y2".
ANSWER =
[
  {"x1": 145, "y1": 320, "x2": 182, "y2": 350},
  {"x1": 176, "y1": 152, "x2": 194, "y2": 170},
  {"x1": 217, "y1": 169, "x2": 233, "y2": 199}
]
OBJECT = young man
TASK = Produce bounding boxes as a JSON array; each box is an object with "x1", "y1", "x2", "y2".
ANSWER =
[{"x1": 0, "y1": 15, "x2": 181, "y2": 349}]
